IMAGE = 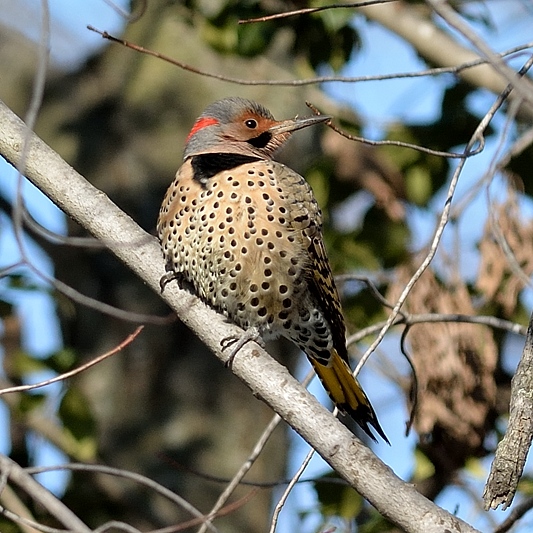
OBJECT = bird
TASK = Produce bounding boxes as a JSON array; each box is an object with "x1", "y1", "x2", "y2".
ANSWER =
[{"x1": 157, "y1": 97, "x2": 388, "y2": 443}]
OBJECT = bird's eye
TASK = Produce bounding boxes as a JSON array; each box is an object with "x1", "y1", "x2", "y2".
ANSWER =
[{"x1": 245, "y1": 119, "x2": 258, "y2": 129}]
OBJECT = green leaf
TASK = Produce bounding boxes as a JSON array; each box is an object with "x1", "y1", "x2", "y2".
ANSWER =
[
  {"x1": 0, "y1": 299, "x2": 13, "y2": 318},
  {"x1": 59, "y1": 387, "x2": 96, "y2": 441},
  {"x1": 405, "y1": 165, "x2": 433, "y2": 205},
  {"x1": 412, "y1": 448, "x2": 435, "y2": 481},
  {"x1": 0, "y1": 516, "x2": 22, "y2": 533},
  {"x1": 306, "y1": 168, "x2": 330, "y2": 208},
  {"x1": 8, "y1": 351, "x2": 49, "y2": 377},
  {"x1": 518, "y1": 475, "x2": 533, "y2": 497},
  {"x1": 201, "y1": 20, "x2": 238, "y2": 53},
  {"x1": 6, "y1": 273, "x2": 42, "y2": 291},
  {"x1": 17, "y1": 392, "x2": 46, "y2": 414},
  {"x1": 313, "y1": 472, "x2": 362, "y2": 520},
  {"x1": 43, "y1": 348, "x2": 78, "y2": 374}
]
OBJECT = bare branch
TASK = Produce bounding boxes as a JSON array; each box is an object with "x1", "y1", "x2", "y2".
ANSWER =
[
  {"x1": 0, "y1": 483, "x2": 43, "y2": 533},
  {"x1": 426, "y1": 0, "x2": 533, "y2": 108},
  {"x1": 85, "y1": 25, "x2": 533, "y2": 93},
  {"x1": 347, "y1": 313, "x2": 526, "y2": 346},
  {"x1": 197, "y1": 414, "x2": 282, "y2": 533},
  {"x1": 493, "y1": 495, "x2": 533, "y2": 533},
  {"x1": 0, "y1": 326, "x2": 144, "y2": 396},
  {"x1": 307, "y1": 102, "x2": 484, "y2": 159},
  {"x1": 357, "y1": 0, "x2": 533, "y2": 119},
  {"x1": 93, "y1": 522, "x2": 142, "y2": 533},
  {"x1": 7, "y1": 11, "x2": 172, "y2": 327},
  {"x1": 0, "y1": 454, "x2": 91, "y2": 533},
  {"x1": 483, "y1": 311, "x2": 533, "y2": 510},
  {"x1": 31, "y1": 264, "x2": 174, "y2": 325},
  {"x1": 353, "y1": 54, "x2": 533, "y2": 379},
  {"x1": 269, "y1": 447, "x2": 315, "y2": 533},
  {"x1": 0, "y1": 262, "x2": 25, "y2": 278},
  {"x1": 155, "y1": 492, "x2": 258, "y2": 533},
  {"x1": 26, "y1": 463, "x2": 217, "y2": 533},
  {"x1": 0, "y1": 99, "x2": 481, "y2": 533},
  {"x1": 239, "y1": 0, "x2": 398, "y2": 23}
]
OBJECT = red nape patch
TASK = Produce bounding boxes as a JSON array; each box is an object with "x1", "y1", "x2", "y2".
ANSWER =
[{"x1": 186, "y1": 117, "x2": 219, "y2": 142}]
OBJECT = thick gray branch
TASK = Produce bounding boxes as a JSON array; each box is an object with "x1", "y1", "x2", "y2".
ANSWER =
[
  {"x1": 484, "y1": 311, "x2": 533, "y2": 510},
  {"x1": 0, "y1": 99, "x2": 480, "y2": 533}
]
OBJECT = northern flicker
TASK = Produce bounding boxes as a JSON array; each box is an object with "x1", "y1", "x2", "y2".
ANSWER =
[{"x1": 157, "y1": 97, "x2": 388, "y2": 443}]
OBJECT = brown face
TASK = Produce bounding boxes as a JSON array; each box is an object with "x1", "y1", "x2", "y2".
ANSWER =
[
  {"x1": 214, "y1": 110, "x2": 291, "y2": 154},
  {"x1": 219, "y1": 111, "x2": 279, "y2": 142}
]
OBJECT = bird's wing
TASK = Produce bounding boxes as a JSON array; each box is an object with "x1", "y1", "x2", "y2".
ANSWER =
[
  {"x1": 273, "y1": 162, "x2": 348, "y2": 360},
  {"x1": 305, "y1": 233, "x2": 348, "y2": 360}
]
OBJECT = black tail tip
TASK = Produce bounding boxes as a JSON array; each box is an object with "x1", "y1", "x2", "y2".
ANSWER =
[
  {"x1": 341, "y1": 405, "x2": 390, "y2": 445},
  {"x1": 360, "y1": 419, "x2": 390, "y2": 446}
]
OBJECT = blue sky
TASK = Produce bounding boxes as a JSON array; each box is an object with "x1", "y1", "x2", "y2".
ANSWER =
[
  {"x1": 0, "y1": 0, "x2": 128, "y2": 68},
  {"x1": 1, "y1": 1, "x2": 533, "y2": 531}
]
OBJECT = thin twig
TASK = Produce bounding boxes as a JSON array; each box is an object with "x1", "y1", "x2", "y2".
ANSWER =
[
  {"x1": 196, "y1": 414, "x2": 282, "y2": 533},
  {"x1": 152, "y1": 491, "x2": 258, "y2": 533},
  {"x1": 399, "y1": 325, "x2": 418, "y2": 436},
  {"x1": 0, "y1": 262, "x2": 25, "y2": 278},
  {"x1": 451, "y1": 93, "x2": 533, "y2": 222},
  {"x1": 0, "y1": 483, "x2": 43, "y2": 533},
  {"x1": 11, "y1": 0, "x2": 49, "y2": 260},
  {"x1": 40, "y1": 266, "x2": 175, "y2": 324},
  {"x1": 308, "y1": 102, "x2": 484, "y2": 159},
  {"x1": 346, "y1": 313, "x2": 526, "y2": 347},
  {"x1": 486, "y1": 105, "x2": 533, "y2": 290},
  {"x1": 427, "y1": 0, "x2": 533, "y2": 108},
  {"x1": 93, "y1": 521, "x2": 142, "y2": 533},
  {"x1": 196, "y1": 372, "x2": 320, "y2": 533},
  {"x1": 239, "y1": 0, "x2": 398, "y2": 24},
  {"x1": 86, "y1": 25, "x2": 532, "y2": 87},
  {"x1": 0, "y1": 326, "x2": 144, "y2": 396},
  {"x1": 20, "y1": 206, "x2": 107, "y2": 248},
  {"x1": 159, "y1": 456, "x2": 350, "y2": 488},
  {"x1": 19, "y1": 204, "x2": 171, "y2": 252},
  {"x1": 0, "y1": 455, "x2": 91, "y2": 532},
  {"x1": 8, "y1": 7, "x2": 171, "y2": 326},
  {"x1": 493, "y1": 495, "x2": 533, "y2": 533},
  {"x1": 269, "y1": 447, "x2": 315, "y2": 533},
  {"x1": 335, "y1": 273, "x2": 403, "y2": 313},
  {"x1": 26, "y1": 463, "x2": 217, "y2": 533},
  {"x1": 352, "y1": 54, "x2": 533, "y2": 378},
  {"x1": 0, "y1": 494, "x2": 66, "y2": 533}
]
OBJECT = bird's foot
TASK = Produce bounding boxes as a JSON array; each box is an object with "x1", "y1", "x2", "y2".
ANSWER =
[
  {"x1": 221, "y1": 327, "x2": 265, "y2": 368},
  {"x1": 159, "y1": 270, "x2": 183, "y2": 293}
]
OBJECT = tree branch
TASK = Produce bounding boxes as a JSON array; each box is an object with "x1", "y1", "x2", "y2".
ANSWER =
[
  {"x1": 356, "y1": 0, "x2": 533, "y2": 120},
  {"x1": 483, "y1": 310, "x2": 533, "y2": 510},
  {"x1": 0, "y1": 99, "x2": 480, "y2": 532},
  {"x1": 0, "y1": 454, "x2": 91, "y2": 532}
]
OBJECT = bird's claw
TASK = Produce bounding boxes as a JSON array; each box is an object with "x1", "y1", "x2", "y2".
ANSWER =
[
  {"x1": 159, "y1": 270, "x2": 183, "y2": 293},
  {"x1": 221, "y1": 328, "x2": 264, "y2": 368}
]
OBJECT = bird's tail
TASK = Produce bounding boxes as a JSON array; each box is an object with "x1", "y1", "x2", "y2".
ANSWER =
[{"x1": 309, "y1": 349, "x2": 389, "y2": 444}]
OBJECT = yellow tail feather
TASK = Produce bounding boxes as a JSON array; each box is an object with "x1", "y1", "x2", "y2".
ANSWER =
[{"x1": 309, "y1": 349, "x2": 389, "y2": 443}]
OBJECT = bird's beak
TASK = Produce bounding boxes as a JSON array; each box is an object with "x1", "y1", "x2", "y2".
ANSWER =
[{"x1": 268, "y1": 114, "x2": 331, "y2": 135}]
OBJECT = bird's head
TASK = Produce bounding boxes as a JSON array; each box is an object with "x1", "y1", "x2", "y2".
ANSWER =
[{"x1": 183, "y1": 97, "x2": 330, "y2": 160}]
